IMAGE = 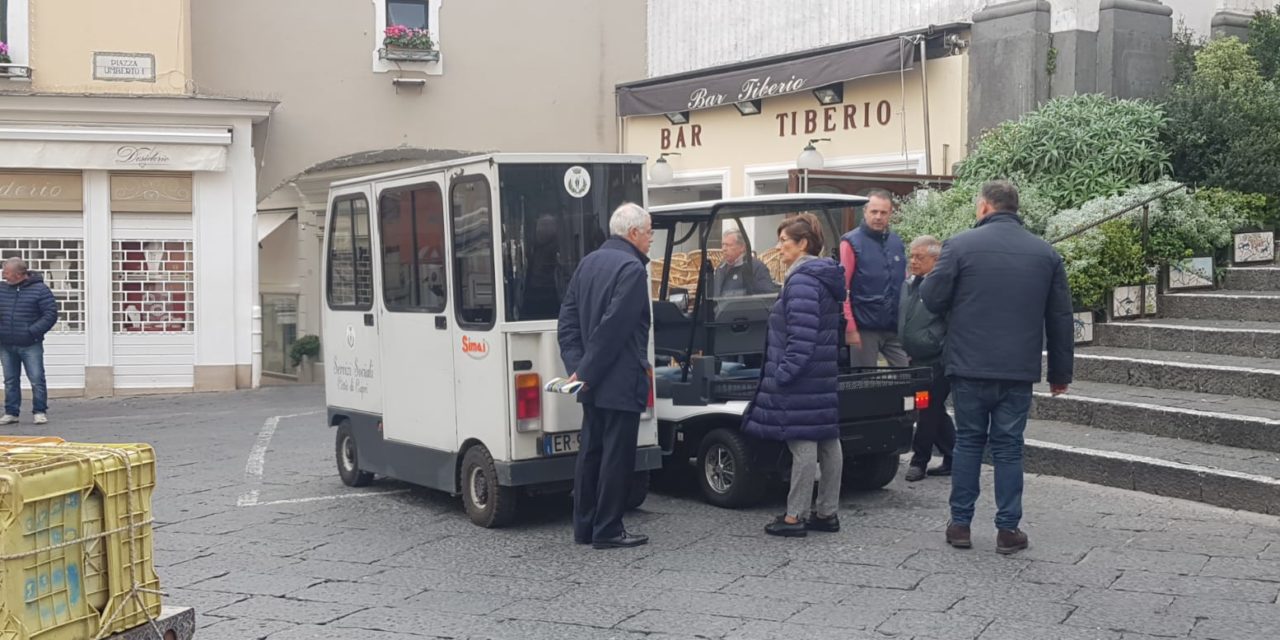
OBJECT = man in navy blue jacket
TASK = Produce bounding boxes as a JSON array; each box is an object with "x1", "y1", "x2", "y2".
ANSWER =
[
  {"x1": 0, "y1": 258, "x2": 59, "y2": 425},
  {"x1": 921, "y1": 181, "x2": 1073, "y2": 555},
  {"x1": 557, "y1": 203, "x2": 653, "y2": 549}
]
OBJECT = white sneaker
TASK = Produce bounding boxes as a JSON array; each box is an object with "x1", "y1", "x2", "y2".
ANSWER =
[
  {"x1": 0, "y1": 414, "x2": 17, "y2": 425},
  {"x1": 33, "y1": 413, "x2": 47, "y2": 425}
]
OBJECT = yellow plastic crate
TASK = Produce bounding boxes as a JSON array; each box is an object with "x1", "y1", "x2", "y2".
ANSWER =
[{"x1": 0, "y1": 441, "x2": 160, "y2": 640}]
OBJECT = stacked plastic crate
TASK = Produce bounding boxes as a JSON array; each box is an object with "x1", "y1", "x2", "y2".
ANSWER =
[{"x1": 0, "y1": 437, "x2": 161, "y2": 640}]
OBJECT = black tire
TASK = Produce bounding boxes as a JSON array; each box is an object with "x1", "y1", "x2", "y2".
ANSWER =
[
  {"x1": 844, "y1": 453, "x2": 900, "y2": 490},
  {"x1": 460, "y1": 445, "x2": 518, "y2": 528},
  {"x1": 625, "y1": 470, "x2": 650, "y2": 510},
  {"x1": 335, "y1": 422, "x2": 374, "y2": 487},
  {"x1": 696, "y1": 428, "x2": 764, "y2": 508}
]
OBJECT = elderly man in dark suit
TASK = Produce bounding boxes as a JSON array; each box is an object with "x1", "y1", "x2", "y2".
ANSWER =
[
  {"x1": 557, "y1": 202, "x2": 653, "y2": 549},
  {"x1": 712, "y1": 229, "x2": 778, "y2": 298}
]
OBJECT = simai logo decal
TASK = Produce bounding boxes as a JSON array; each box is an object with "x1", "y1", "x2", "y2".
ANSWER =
[{"x1": 461, "y1": 336, "x2": 489, "y2": 359}]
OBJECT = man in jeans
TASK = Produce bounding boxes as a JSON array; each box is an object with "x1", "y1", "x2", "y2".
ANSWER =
[
  {"x1": 0, "y1": 258, "x2": 59, "y2": 425},
  {"x1": 920, "y1": 181, "x2": 1074, "y2": 554}
]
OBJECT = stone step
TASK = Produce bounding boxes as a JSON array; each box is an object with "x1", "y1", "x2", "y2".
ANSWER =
[
  {"x1": 1159, "y1": 290, "x2": 1280, "y2": 322},
  {"x1": 1029, "y1": 380, "x2": 1280, "y2": 454},
  {"x1": 1223, "y1": 265, "x2": 1280, "y2": 291},
  {"x1": 1069, "y1": 346, "x2": 1280, "y2": 400},
  {"x1": 1093, "y1": 318, "x2": 1280, "y2": 359},
  {"x1": 1024, "y1": 420, "x2": 1280, "y2": 515}
]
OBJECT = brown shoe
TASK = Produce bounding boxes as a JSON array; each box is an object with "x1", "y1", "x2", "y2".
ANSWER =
[
  {"x1": 945, "y1": 522, "x2": 971, "y2": 549},
  {"x1": 997, "y1": 528, "x2": 1029, "y2": 555}
]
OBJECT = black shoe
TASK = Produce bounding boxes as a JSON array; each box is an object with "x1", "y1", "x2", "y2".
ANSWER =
[
  {"x1": 765, "y1": 516, "x2": 807, "y2": 537},
  {"x1": 926, "y1": 463, "x2": 952, "y2": 477},
  {"x1": 805, "y1": 512, "x2": 840, "y2": 533},
  {"x1": 592, "y1": 532, "x2": 649, "y2": 549},
  {"x1": 905, "y1": 466, "x2": 926, "y2": 482}
]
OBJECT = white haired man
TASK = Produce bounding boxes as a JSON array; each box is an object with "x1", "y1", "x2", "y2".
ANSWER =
[
  {"x1": 898, "y1": 235, "x2": 955, "y2": 482},
  {"x1": 557, "y1": 202, "x2": 652, "y2": 549},
  {"x1": 712, "y1": 229, "x2": 778, "y2": 297}
]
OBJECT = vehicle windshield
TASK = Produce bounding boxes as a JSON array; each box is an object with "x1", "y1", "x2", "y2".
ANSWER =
[{"x1": 498, "y1": 163, "x2": 643, "y2": 321}]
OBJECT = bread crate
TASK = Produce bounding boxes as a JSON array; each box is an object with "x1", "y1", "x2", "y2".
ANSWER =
[{"x1": 0, "y1": 440, "x2": 160, "y2": 640}]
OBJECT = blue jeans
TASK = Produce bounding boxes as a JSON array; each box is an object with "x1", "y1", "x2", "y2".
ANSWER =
[
  {"x1": 949, "y1": 377, "x2": 1032, "y2": 530},
  {"x1": 1, "y1": 343, "x2": 48, "y2": 416}
]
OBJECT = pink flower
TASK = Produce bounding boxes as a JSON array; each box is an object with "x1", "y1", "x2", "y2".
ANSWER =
[{"x1": 0, "y1": 42, "x2": 8, "y2": 56}]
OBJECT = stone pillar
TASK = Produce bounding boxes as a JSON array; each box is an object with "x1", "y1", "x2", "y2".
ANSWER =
[
  {"x1": 1096, "y1": 0, "x2": 1174, "y2": 100},
  {"x1": 82, "y1": 171, "x2": 114, "y2": 398},
  {"x1": 1211, "y1": 11, "x2": 1254, "y2": 40},
  {"x1": 1050, "y1": 29, "x2": 1099, "y2": 97},
  {"x1": 968, "y1": 0, "x2": 1053, "y2": 143}
]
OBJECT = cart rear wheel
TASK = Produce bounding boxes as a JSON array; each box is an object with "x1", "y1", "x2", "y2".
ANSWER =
[
  {"x1": 336, "y1": 422, "x2": 374, "y2": 487},
  {"x1": 460, "y1": 445, "x2": 518, "y2": 528}
]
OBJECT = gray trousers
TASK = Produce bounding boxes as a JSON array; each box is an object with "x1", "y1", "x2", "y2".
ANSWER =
[
  {"x1": 851, "y1": 330, "x2": 909, "y2": 368},
  {"x1": 786, "y1": 438, "x2": 843, "y2": 519}
]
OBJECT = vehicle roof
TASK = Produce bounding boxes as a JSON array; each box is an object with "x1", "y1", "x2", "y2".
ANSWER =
[
  {"x1": 330, "y1": 153, "x2": 647, "y2": 188},
  {"x1": 649, "y1": 193, "x2": 870, "y2": 224}
]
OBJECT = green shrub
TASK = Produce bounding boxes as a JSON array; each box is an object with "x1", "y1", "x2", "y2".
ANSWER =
[
  {"x1": 1057, "y1": 220, "x2": 1148, "y2": 312},
  {"x1": 289, "y1": 334, "x2": 321, "y2": 368},
  {"x1": 957, "y1": 94, "x2": 1169, "y2": 211}
]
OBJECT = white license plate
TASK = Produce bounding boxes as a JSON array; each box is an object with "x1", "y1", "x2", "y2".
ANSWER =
[{"x1": 541, "y1": 432, "x2": 581, "y2": 456}]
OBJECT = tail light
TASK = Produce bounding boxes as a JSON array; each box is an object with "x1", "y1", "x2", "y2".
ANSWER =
[
  {"x1": 915, "y1": 390, "x2": 930, "y2": 410},
  {"x1": 516, "y1": 373, "x2": 542, "y2": 432},
  {"x1": 642, "y1": 372, "x2": 655, "y2": 420}
]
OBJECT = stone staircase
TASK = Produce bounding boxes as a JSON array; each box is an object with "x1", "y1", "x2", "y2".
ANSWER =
[{"x1": 1024, "y1": 264, "x2": 1280, "y2": 515}]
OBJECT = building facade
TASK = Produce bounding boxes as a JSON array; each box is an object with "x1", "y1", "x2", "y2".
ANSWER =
[
  {"x1": 0, "y1": 0, "x2": 272, "y2": 397},
  {"x1": 190, "y1": 0, "x2": 647, "y2": 379}
]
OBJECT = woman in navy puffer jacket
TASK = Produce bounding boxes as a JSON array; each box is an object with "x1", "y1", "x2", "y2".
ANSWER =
[{"x1": 742, "y1": 213, "x2": 846, "y2": 537}]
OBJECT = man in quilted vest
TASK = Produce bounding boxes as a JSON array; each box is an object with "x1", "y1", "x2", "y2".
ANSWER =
[{"x1": 840, "y1": 190, "x2": 908, "y2": 367}]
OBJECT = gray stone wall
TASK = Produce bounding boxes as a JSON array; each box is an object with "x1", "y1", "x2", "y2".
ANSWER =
[{"x1": 968, "y1": 0, "x2": 1054, "y2": 140}]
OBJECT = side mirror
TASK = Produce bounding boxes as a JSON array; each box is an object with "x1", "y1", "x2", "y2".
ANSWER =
[{"x1": 669, "y1": 293, "x2": 688, "y2": 308}]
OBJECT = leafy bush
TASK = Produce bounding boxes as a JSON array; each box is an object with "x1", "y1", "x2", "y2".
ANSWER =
[
  {"x1": 1194, "y1": 188, "x2": 1273, "y2": 230},
  {"x1": 894, "y1": 179, "x2": 1058, "y2": 243},
  {"x1": 289, "y1": 334, "x2": 321, "y2": 368},
  {"x1": 1057, "y1": 220, "x2": 1148, "y2": 312},
  {"x1": 1163, "y1": 38, "x2": 1280, "y2": 217},
  {"x1": 1249, "y1": 4, "x2": 1280, "y2": 81},
  {"x1": 956, "y1": 94, "x2": 1169, "y2": 211}
]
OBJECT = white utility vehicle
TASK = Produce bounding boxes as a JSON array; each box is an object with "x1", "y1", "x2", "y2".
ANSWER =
[{"x1": 321, "y1": 154, "x2": 661, "y2": 527}]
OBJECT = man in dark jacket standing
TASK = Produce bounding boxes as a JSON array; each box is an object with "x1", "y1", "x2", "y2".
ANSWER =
[
  {"x1": 841, "y1": 190, "x2": 908, "y2": 367},
  {"x1": 921, "y1": 181, "x2": 1073, "y2": 555},
  {"x1": 898, "y1": 235, "x2": 955, "y2": 482},
  {"x1": 557, "y1": 202, "x2": 652, "y2": 549},
  {"x1": 0, "y1": 258, "x2": 59, "y2": 425}
]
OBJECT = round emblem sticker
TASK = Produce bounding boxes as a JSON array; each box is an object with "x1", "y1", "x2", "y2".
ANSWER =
[{"x1": 564, "y1": 166, "x2": 591, "y2": 199}]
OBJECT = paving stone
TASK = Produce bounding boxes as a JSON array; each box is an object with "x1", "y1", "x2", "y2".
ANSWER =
[
  {"x1": 1191, "y1": 617, "x2": 1280, "y2": 640},
  {"x1": 1167, "y1": 595, "x2": 1280, "y2": 625},
  {"x1": 288, "y1": 580, "x2": 424, "y2": 607},
  {"x1": 1063, "y1": 589, "x2": 1194, "y2": 638},
  {"x1": 902, "y1": 550, "x2": 1031, "y2": 578},
  {"x1": 213, "y1": 596, "x2": 364, "y2": 625},
  {"x1": 978, "y1": 619, "x2": 1121, "y2": 640},
  {"x1": 720, "y1": 576, "x2": 861, "y2": 604},
  {"x1": 474, "y1": 619, "x2": 649, "y2": 640},
  {"x1": 727, "y1": 620, "x2": 891, "y2": 640},
  {"x1": 636, "y1": 570, "x2": 742, "y2": 593},
  {"x1": 949, "y1": 594, "x2": 1075, "y2": 625},
  {"x1": 632, "y1": 551, "x2": 788, "y2": 576},
  {"x1": 876, "y1": 610, "x2": 991, "y2": 640},
  {"x1": 202, "y1": 616, "x2": 295, "y2": 639},
  {"x1": 1125, "y1": 531, "x2": 1270, "y2": 558},
  {"x1": 915, "y1": 573, "x2": 1078, "y2": 602},
  {"x1": 644, "y1": 589, "x2": 807, "y2": 622},
  {"x1": 1018, "y1": 562, "x2": 1121, "y2": 589},
  {"x1": 1112, "y1": 570, "x2": 1280, "y2": 603},
  {"x1": 1078, "y1": 548, "x2": 1210, "y2": 575},
  {"x1": 264, "y1": 625, "x2": 424, "y2": 640},
  {"x1": 185, "y1": 571, "x2": 323, "y2": 597},
  {"x1": 273, "y1": 559, "x2": 383, "y2": 582},
  {"x1": 403, "y1": 589, "x2": 518, "y2": 615},
  {"x1": 330, "y1": 606, "x2": 494, "y2": 636},
  {"x1": 362, "y1": 567, "x2": 574, "y2": 600},
  {"x1": 772, "y1": 560, "x2": 927, "y2": 590},
  {"x1": 494, "y1": 599, "x2": 641, "y2": 627},
  {"x1": 615, "y1": 610, "x2": 743, "y2": 637},
  {"x1": 158, "y1": 554, "x2": 301, "y2": 589},
  {"x1": 787, "y1": 603, "x2": 896, "y2": 631},
  {"x1": 1200, "y1": 556, "x2": 1280, "y2": 582},
  {"x1": 164, "y1": 587, "x2": 250, "y2": 615}
]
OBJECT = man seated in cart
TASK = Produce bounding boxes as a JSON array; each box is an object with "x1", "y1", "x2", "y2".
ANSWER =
[{"x1": 711, "y1": 229, "x2": 779, "y2": 298}]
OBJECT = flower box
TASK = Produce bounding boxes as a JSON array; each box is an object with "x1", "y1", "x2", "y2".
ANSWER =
[{"x1": 380, "y1": 47, "x2": 440, "y2": 63}]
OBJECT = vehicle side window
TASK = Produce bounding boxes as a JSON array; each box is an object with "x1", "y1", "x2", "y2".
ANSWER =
[
  {"x1": 450, "y1": 176, "x2": 495, "y2": 329},
  {"x1": 378, "y1": 184, "x2": 447, "y2": 312},
  {"x1": 326, "y1": 195, "x2": 374, "y2": 310}
]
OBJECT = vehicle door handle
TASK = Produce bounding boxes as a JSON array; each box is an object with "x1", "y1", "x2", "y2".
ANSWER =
[
  {"x1": 435, "y1": 316, "x2": 447, "y2": 330},
  {"x1": 363, "y1": 313, "x2": 374, "y2": 327}
]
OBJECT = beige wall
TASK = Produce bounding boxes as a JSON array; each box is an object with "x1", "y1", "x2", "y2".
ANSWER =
[
  {"x1": 191, "y1": 0, "x2": 648, "y2": 199},
  {"x1": 29, "y1": 0, "x2": 192, "y2": 94},
  {"x1": 623, "y1": 54, "x2": 969, "y2": 198}
]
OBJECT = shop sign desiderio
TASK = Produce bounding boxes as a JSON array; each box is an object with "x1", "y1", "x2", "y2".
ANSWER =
[{"x1": 0, "y1": 173, "x2": 84, "y2": 212}]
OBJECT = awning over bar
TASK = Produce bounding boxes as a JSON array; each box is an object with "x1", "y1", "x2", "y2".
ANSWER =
[{"x1": 617, "y1": 37, "x2": 911, "y2": 117}]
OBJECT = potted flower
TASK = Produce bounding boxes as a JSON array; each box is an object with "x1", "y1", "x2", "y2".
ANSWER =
[
  {"x1": 381, "y1": 25, "x2": 438, "y2": 62},
  {"x1": 0, "y1": 41, "x2": 11, "y2": 65}
]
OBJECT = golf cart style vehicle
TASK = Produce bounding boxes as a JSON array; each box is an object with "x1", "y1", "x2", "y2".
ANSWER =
[
  {"x1": 322, "y1": 153, "x2": 661, "y2": 528},
  {"x1": 648, "y1": 194, "x2": 931, "y2": 508}
]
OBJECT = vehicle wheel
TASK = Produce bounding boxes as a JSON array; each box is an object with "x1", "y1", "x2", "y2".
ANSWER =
[
  {"x1": 697, "y1": 428, "x2": 764, "y2": 508},
  {"x1": 335, "y1": 422, "x2": 374, "y2": 487},
  {"x1": 625, "y1": 470, "x2": 650, "y2": 510},
  {"x1": 844, "y1": 453, "x2": 900, "y2": 490},
  {"x1": 460, "y1": 445, "x2": 518, "y2": 528}
]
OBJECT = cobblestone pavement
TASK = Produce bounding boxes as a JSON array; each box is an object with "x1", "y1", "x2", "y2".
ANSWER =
[{"x1": 8, "y1": 386, "x2": 1280, "y2": 639}]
